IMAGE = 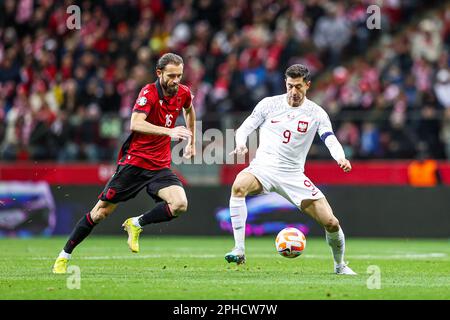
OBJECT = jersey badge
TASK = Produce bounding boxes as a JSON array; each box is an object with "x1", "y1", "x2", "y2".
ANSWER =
[
  {"x1": 137, "y1": 97, "x2": 147, "y2": 106},
  {"x1": 297, "y1": 121, "x2": 308, "y2": 133}
]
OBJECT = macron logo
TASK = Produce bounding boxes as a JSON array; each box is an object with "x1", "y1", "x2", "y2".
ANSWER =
[{"x1": 271, "y1": 120, "x2": 281, "y2": 123}]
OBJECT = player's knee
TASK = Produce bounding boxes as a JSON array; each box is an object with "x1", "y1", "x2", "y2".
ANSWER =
[
  {"x1": 169, "y1": 199, "x2": 188, "y2": 215},
  {"x1": 90, "y1": 201, "x2": 116, "y2": 223},
  {"x1": 231, "y1": 184, "x2": 248, "y2": 197},
  {"x1": 91, "y1": 208, "x2": 111, "y2": 222},
  {"x1": 324, "y1": 218, "x2": 340, "y2": 232}
]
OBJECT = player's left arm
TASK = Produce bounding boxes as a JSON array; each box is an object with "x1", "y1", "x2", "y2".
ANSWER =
[
  {"x1": 318, "y1": 110, "x2": 352, "y2": 173},
  {"x1": 182, "y1": 103, "x2": 196, "y2": 158}
]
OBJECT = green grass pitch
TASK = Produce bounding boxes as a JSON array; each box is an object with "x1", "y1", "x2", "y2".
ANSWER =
[{"x1": 0, "y1": 236, "x2": 448, "y2": 300}]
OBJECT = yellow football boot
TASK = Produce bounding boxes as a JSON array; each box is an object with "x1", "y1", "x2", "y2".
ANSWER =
[
  {"x1": 52, "y1": 257, "x2": 68, "y2": 274},
  {"x1": 122, "y1": 218, "x2": 143, "y2": 253}
]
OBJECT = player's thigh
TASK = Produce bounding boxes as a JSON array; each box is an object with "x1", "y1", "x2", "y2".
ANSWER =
[
  {"x1": 277, "y1": 173, "x2": 324, "y2": 207},
  {"x1": 300, "y1": 197, "x2": 339, "y2": 230},
  {"x1": 90, "y1": 200, "x2": 118, "y2": 222},
  {"x1": 99, "y1": 165, "x2": 149, "y2": 203},
  {"x1": 157, "y1": 185, "x2": 188, "y2": 210},
  {"x1": 232, "y1": 171, "x2": 263, "y2": 196}
]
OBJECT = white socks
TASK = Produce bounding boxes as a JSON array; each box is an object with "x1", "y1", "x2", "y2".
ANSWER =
[
  {"x1": 58, "y1": 250, "x2": 71, "y2": 259},
  {"x1": 132, "y1": 216, "x2": 142, "y2": 228},
  {"x1": 325, "y1": 227, "x2": 345, "y2": 265},
  {"x1": 229, "y1": 196, "x2": 247, "y2": 250}
]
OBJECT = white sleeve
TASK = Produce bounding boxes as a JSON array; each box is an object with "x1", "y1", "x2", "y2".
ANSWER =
[
  {"x1": 235, "y1": 99, "x2": 267, "y2": 146},
  {"x1": 317, "y1": 108, "x2": 346, "y2": 161},
  {"x1": 324, "y1": 135, "x2": 346, "y2": 162},
  {"x1": 317, "y1": 108, "x2": 333, "y2": 137}
]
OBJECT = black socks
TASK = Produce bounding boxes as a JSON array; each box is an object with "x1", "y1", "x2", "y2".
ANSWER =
[
  {"x1": 63, "y1": 213, "x2": 97, "y2": 254},
  {"x1": 138, "y1": 202, "x2": 176, "y2": 226},
  {"x1": 62, "y1": 203, "x2": 175, "y2": 254}
]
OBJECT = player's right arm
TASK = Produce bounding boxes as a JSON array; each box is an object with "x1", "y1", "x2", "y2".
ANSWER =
[
  {"x1": 317, "y1": 108, "x2": 352, "y2": 173},
  {"x1": 230, "y1": 99, "x2": 267, "y2": 155},
  {"x1": 130, "y1": 112, "x2": 192, "y2": 140}
]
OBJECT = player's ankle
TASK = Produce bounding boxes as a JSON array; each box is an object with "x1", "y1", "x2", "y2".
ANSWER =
[
  {"x1": 58, "y1": 250, "x2": 71, "y2": 259},
  {"x1": 131, "y1": 216, "x2": 142, "y2": 228}
]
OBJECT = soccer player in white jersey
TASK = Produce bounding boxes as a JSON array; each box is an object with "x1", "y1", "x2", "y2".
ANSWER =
[{"x1": 225, "y1": 64, "x2": 356, "y2": 275}]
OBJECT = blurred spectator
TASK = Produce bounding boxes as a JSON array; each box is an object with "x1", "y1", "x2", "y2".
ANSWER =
[
  {"x1": 434, "y1": 69, "x2": 450, "y2": 109},
  {"x1": 0, "y1": 83, "x2": 32, "y2": 160},
  {"x1": 360, "y1": 122, "x2": 381, "y2": 158},
  {"x1": 100, "y1": 82, "x2": 121, "y2": 113},
  {"x1": 418, "y1": 104, "x2": 445, "y2": 159},
  {"x1": 411, "y1": 19, "x2": 443, "y2": 63},
  {"x1": 384, "y1": 107, "x2": 416, "y2": 159},
  {"x1": 28, "y1": 103, "x2": 57, "y2": 160},
  {"x1": 336, "y1": 121, "x2": 359, "y2": 159},
  {"x1": 313, "y1": 3, "x2": 351, "y2": 67}
]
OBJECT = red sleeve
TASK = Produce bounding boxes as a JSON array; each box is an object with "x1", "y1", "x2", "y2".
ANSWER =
[
  {"x1": 132, "y1": 86, "x2": 152, "y2": 115},
  {"x1": 183, "y1": 88, "x2": 194, "y2": 109}
]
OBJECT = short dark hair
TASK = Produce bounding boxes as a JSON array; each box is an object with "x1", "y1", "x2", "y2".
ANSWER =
[
  {"x1": 156, "y1": 53, "x2": 184, "y2": 71},
  {"x1": 285, "y1": 64, "x2": 311, "y2": 82}
]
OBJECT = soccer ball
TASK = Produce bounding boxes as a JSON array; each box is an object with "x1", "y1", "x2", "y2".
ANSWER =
[{"x1": 275, "y1": 227, "x2": 306, "y2": 258}]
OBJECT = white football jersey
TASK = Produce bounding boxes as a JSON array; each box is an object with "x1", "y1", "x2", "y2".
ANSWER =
[{"x1": 236, "y1": 94, "x2": 336, "y2": 172}]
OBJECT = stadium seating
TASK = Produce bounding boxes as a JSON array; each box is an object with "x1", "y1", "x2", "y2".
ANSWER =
[{"x1": 0, "y1": 0, "x2": 448, "y2": 161}]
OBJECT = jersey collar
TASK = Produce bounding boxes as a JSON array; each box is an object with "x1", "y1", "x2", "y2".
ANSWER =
[{"x1": 155, "y1": 79, "x2": 170, "y2": 104}]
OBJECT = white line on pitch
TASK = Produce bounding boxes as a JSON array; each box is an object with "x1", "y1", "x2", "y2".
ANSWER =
[{"x1": 28, "y1": 252, "x2": 448, "y2": 260}]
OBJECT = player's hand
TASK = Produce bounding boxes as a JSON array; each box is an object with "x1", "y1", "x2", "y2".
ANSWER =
[
  {"x1": 183, "y1": 142, "x2": 196, "y2": 159},
  {"x1": 229, "y1": 145, "x2": 248, "y2": 155},
  {"x1": 169, "y1": 126, "x2": 192, "y2": 140},
  {"x1": 337, "y1": 158, "x2": 352, "y2": 173}
]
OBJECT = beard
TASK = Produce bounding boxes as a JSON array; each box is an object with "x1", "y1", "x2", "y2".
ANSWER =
[{"x1": 161, "y1": 79, "x2": 179, "y2": 96}]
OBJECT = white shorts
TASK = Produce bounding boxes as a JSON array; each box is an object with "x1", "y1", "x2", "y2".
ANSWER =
[{"x1": 242, "y1": 164, "x2": 324, "y2": 207}]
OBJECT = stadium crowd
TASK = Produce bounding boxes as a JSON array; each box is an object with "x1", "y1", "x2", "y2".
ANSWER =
[{"x1": 0, "y1": 0, "x2": 449, "y2": 162}]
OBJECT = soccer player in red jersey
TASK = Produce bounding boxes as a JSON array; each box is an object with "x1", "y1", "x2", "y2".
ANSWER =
[{"x1": 52, "y1": 53, "x2": 196, "y2": 273}]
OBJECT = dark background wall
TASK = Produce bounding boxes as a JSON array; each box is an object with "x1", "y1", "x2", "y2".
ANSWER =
[{"x1": 52, "y1": 185, "x2": 450, "y2": 238}]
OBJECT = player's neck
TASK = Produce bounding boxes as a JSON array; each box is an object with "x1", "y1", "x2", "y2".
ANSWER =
[
  {"x1": 287, "y1": 96, "x2": 306, "y2": 108},
  {"x1": 162, "y1": 87, "x2": 173, "y2": 98}
]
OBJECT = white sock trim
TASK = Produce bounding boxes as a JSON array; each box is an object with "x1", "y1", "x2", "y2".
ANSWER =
[
  {"x1": 59, "y1": 250, "x2": 71, "y2": 259},
  {"x1": 325, "y1": 227, "x2": 342, "y2": 240},
  {"x1": 230, "y1": 196, "x2": 246, "y2": 206},
  {"x1": 132, "y1": 216, "x2": 142, "y2": 228}
]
